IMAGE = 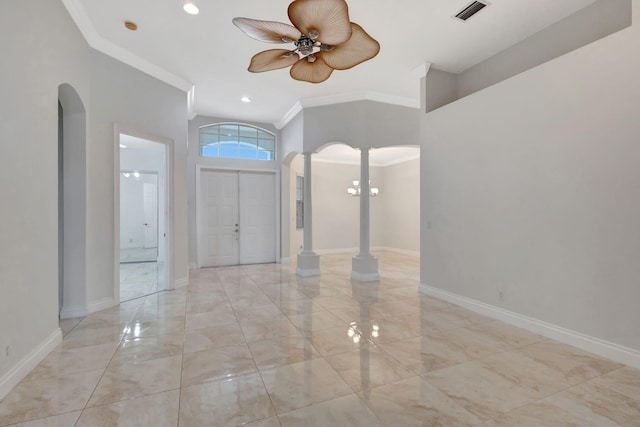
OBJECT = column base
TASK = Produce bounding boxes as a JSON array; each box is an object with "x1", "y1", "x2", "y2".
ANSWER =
[
  {"x1": 351, "y1": 254, "x2": 380, "y2": 282},
  {"x1": 296, "y1": 252, "x2": 320, "y2": 277}
]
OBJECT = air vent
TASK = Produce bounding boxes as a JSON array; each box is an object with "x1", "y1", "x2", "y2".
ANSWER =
[{"x1": 454, "y1": 1, "x2": 488, "y2": 21}]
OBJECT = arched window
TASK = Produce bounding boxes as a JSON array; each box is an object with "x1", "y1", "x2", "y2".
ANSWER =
[{"x1": 199, "y1": 123, "x2": 275, "y2": 160}]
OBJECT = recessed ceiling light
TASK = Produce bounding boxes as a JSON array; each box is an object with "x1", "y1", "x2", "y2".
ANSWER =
[
  {"x1": 119, "y1": 144, "x2": 127, "y2": 148},
  {"x1": 241, "y1": 96, "x2": 252, "y2": 103},
  {"x1": 183, "y1": 2, "x2": 199, "y2": 15},
  {"x1": 124, "y1": 21, "x2": 137, "y2": 31}
]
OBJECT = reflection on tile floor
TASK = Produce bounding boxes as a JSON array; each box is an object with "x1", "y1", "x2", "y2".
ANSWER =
[
  {"x1": 120, "y1": 262, "x2": 159, "y2": 302},
  {"x1": 2, "y1": 252, "x2": 640, "y2": 426}
]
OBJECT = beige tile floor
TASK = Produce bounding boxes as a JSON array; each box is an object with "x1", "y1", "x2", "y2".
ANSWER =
[{"x1": 2, "y1": 252, "x2": 640, "y2": 426}]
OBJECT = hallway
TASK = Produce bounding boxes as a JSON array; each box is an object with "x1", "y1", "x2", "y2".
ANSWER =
[{"x1": 0, "y1": 253, "x2": 638, "y2": 426}]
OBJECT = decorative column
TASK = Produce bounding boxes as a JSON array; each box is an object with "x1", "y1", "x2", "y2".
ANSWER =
[
  {"x1": 351, "y1": 148, "x2": 380, "y2": 281},
  {"x1": 296, "y1": 152, "x2": 320, "y2": 277}
]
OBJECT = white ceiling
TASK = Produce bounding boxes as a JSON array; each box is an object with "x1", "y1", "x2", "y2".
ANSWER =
[{"x1": 63, "y1": 0, "x2": 596, "y2": 125}]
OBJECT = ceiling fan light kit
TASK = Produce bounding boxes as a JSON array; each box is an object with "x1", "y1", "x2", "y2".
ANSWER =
[{"x1": 232, "y1": 0, "x2": 380, "y2": 83}]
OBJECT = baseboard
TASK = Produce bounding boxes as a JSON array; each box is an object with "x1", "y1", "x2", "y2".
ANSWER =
[
  {"x1": 0, "y1": 328, "x2": 62, "y2": 399},
  {"x1": 60, "y1": 303, "x2": 88, "y2": 319},
  {"x1": 420, "y1": 283, "x2": 640, "y2": 370},
  {"x1": 189, "y1": 262, "x2": 197, "y2": 270},
  {"x1": 372, "y1": 247, "x2": 420, "y2": 257},
  {"x1": 87, "y1": 298, "x2": 115, "y2": 314},
  {"x1": 174, "y1": 277, "x2": 189, "y2": 288},
  {"x1": 315, "y1": 248, "x2": 358, "y2": 255}
]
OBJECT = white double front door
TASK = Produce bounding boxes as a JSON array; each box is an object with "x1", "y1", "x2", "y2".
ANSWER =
[{"x1": 198, "y1": 170, "x2": 276, "y2": 267}]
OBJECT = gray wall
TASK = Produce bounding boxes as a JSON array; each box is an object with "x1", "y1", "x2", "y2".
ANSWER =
[
  {"x1": 302, "y1": 101, "x2": 421, "y2": 152},
  {"x1": 421, "y1": 16, "x2": 640, "y2": 351},
  {"x1": 0, "y1": 0, "x2": 190, "y2": 395},
  {"x1": 0, "y1": 0, "x2": 90, "y2": 393},
  {"x1": 382, "y1": 158, "x2": 420, "y2": 253}
]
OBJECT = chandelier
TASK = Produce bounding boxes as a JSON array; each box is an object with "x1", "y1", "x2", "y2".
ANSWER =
[{"x1": 346, "y1": 180, "x2": 379, "y2": 197}]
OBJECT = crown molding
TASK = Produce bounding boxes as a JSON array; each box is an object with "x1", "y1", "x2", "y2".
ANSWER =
[
  {"x1": 61, "y1": 0, "x2": 193, "y2": 93},
  {"x1": 274, "y1": 101, "x2": 303, "y2": 130},
  {"x1": 275, "y1": 91, "x2": 420, "y2": 129}
]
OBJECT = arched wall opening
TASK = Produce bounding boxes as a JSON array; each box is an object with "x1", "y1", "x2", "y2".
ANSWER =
[
  {"x1": 282, "y1": 143, "x2": 420, "y2": 264},
  {"x1": 58, "y1": 83, "x2": 87, "y2": 318}
]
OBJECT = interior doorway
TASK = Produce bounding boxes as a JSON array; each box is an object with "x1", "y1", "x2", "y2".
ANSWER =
[
  {"x1": 197, "y1": 169, "x2": 276, "y2": 267},
  {"x1": 118, "y1": 134, "x2": 169, "y2": 302}
]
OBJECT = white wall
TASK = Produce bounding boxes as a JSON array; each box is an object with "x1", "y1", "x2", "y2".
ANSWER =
[
  {"x1": 0, "y1": 0, "x2": 90, "y2": 398},
  {"x1": 421, "y1": 6, "x2": 640, "y2": 356},
  {"x1": 381, "y1": 158, "x2": 420, "y2": 254},
  {"x1": 88, "y1": 50, "x2": 189, "y2": 302},
  {"x1": 0, "y1": 0, "x2": 190, "y2": 398},
  {"x1": 120, "y1": 173, "x2": 157, "y2": 250}
]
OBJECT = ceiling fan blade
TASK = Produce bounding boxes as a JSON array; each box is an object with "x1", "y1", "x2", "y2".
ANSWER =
[
  {"x1": 233, "y1": 17, "x2": 302, "y2": 43},
  {"x1": 290, "y1": 55, "x2": 334, "y2": 83},
  {"x1": 249, "y1": 49, "x2": 300, "y2": 72},
  {"x1": 321, "y1": 23, "x2": 380, "y2": 70},
  {"x1": 288, "y1": 0, "x2": 352, "y2": 46}
]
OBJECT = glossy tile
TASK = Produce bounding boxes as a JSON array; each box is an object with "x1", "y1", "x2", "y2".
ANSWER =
[
  {"x1": 179, "y1": 373, "x2": 275, "y2": 427},
  {"x1": 326, "y1": 346, "x2": 415, "y2": 392},
  {"x1": 0, "y1": 370, "x2": 103, "y2": 426},
  {"x1": 7, "y1": 411, "x2": 81, "y2": 427},
  {"x1": 109, "y1": 334, "x2": 184, "y2": 366},
  {"x1": 279, "y1": 394, "x2": 384, "y2": 427},
  {"x1": 358, "y1": 375, "x2": 483, "y2": 427},
  {"x1": 249, "y1": 335, "x2": 321, "y2": 370},
  {"x1": 260, "y1": 358, "x2": 352, "y2": 413},
  {"x1": 181, "y1": 344, "x2": 256, "y2": 386},
  {"x1": 25, "y1": 342, "x2": 117, "y2": 381},
  {"x1": 77, "y1": 390, "x2": 179, "y2": 427},
  {"x1": 590, "y1": 366, "x2": 640, "y2": 402},
  {"x1": 183, "y1": 323, "x2": 246, "y2": 354},
  {"x1": 424, "y1": 361, "x2": 539, "y2": 421},
  {"x1": 88, "y1": 356, "x2": 182, "y2": 407},
  {"x1": 380, "y1": 335, "x2": 471, "y2": 375}
]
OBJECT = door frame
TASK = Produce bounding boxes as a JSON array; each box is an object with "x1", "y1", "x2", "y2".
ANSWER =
[
  {"x1": 195, "y1": 164, "x2": 280, "y2": 268},
  {"x1": 114, "y1": 125, "x2": 174, "y2": 304}
]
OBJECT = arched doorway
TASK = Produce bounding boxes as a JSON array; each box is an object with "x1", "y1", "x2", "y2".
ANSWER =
[{"x1": 58, "y1": 83, "x2": 87, "y2": 318}]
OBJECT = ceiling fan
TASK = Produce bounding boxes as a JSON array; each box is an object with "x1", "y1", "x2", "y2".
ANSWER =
[{"x1": 232, "y1": 0, "x2": 380, "y2": 83}]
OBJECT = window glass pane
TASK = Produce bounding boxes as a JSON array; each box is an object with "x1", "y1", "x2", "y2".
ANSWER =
[
  {"x1": 239, "y1": 125, "x2": 258, "y2": 138},
  {"x1": 218, "y1": 141, "x2": 238, "y2": 158},
  {"x1": 258, "y1": 130, "x2": 273, "y2": 140},
  {"x1": 238, "y1": 149, "x2": 257, "y2": 160},
  {"x1": 199, "y1": 124, "x2": 275, "y2": 161},
  {"x1": 296, "y1": 201, "x2": 304, "y2": 229},
  {"x1": 257, "y1": 150, "x2": 273, "y2": 160},
  {"x1": 238, "y1": 136, "x2": 258, "y2": 148},
  {"x1": 258, "y1": 139, "x2": 274, "y2": 151},
  {"x1": 201, "y1": 145, "x2": 218, "y2": 157},
  {"x1": 219, "y1": 124, "x2": 239, "y2": 138}
]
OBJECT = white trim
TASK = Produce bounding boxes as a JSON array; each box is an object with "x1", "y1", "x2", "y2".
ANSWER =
[
  {"x1": 87, "y1": 297, "x2": 115, "y2": 314},
  {"x1": 315, "y1": 247, "x2": 358, "y2": 255},
  {"x1": 312, "y1": 153, "x2": 420, "y2": 168},
  {"x1": 351, "y1": 271, "x2": 381, "y2": 282},
  {"x1": 187, "y1": 86, "x2": 197, "y2": 120},
  {"x1": 174, "y1": 277, "x2": 189, "y2": 288},
  {"x1": 412, "y1": 62, "x2": 432, "y2": 79},
  {"x1": 275, "y1": 92, "x2": 420, "y2": 130},
  {"x1": 419, "y1": 284, "x2": 640, "y2": 370},
  {"x1": 60, "y1": 304, "x2": 88, "y2": 319},
  {"x1": 189, "y1": 262, "x2": 197, "y2": 270},
  {"x1": 372, "y1": 246, "x2": 420, "y2": 257},
  {"x1": 0, "y1": 329, "x2": 62, "y2": 399},
  {"x1": 296, "y1": 268, "x2": 321, "y2": 277},
  {"x1": 196, "y1": 166, "x2": 279, "y2": 268},
  {"x1": 114, "y1": 126, "x2": 175, "y2": 305},
  {"x1": 61, "y1": 0, "x2": 192, "y2": 93},
  {"x1": 274, "y1": 102, "x2": 303, "y2": 130}
]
